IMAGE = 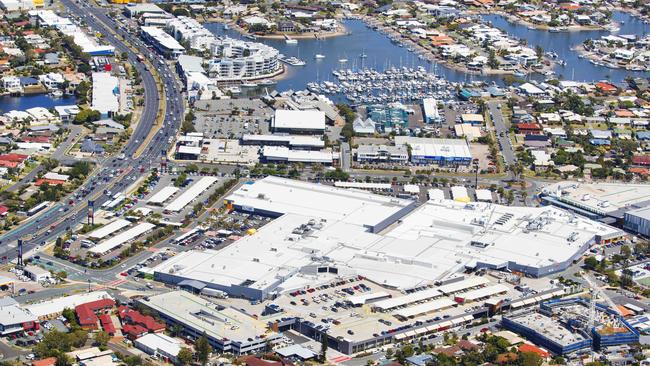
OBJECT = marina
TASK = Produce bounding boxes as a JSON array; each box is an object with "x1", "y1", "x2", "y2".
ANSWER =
[
  {"x1": 205, "y1": 12, "x2": 648, "y2": 96},
  {"x1": 307, "y1": 67, "x2": 456, "y2": 105}
]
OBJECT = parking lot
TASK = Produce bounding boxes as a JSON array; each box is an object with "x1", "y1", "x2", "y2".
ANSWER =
[
  {"x1": 200, "y1": 271, "x2": 555, "y2": 346},
  {"x1": 193, "y1": 99, "x2": 273, "y2": 139}
]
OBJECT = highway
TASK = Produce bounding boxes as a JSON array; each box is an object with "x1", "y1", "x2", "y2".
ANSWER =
[{"x1": 0, "y1": 0, "x2": 184, "y2": 266}]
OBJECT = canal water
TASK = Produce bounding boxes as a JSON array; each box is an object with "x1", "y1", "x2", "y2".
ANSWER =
[
  {"x1": 204, "y1": 20, "x2": 504, "y2": 92},
  {"x1": 482, "y1": 11, "x2": 649, "y2": 83},
  {"x1": 0, "y1": 94, "x2": 77, "y2": 114},
  {"x1": 206, "y1": 13, "x2": 648, "y2": 92}
]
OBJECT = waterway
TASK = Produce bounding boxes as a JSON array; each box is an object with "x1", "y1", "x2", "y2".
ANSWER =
[
  {"x1": 205, "y1": 20, "x2": 501, "y2": 91},
  {"x1": 206, "y1": 13, "x2": 648, "y2": 93},
  {"x1": 482, "y1": 11, "x2": 649, "y2": 83},
  {"x1": 0, "y1": 94, "x2": 77, "y2": 114}
]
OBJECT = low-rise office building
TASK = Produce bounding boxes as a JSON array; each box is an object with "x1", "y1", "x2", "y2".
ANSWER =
[
  {"x1": 0, "y1": 297, "x2": 37, "y2": 335},
  {"x1": 137, "y1": 291, "x2": 279, "y2": 355},
  {"x1": 356, "y1": 144, "x2": 409, "y2": 163},
  {"x1": 271, "y1": 110, "x2": 325, "y2": 134},
  {"x1": 135, "y1": 333, "x2": 182, "y2": 363},
  {"x1": 394, "y1": 136, "x2": 472, "y2": 166},
  {"x1": 141, "y1": 26, "x2": 185, "y2": 59}
]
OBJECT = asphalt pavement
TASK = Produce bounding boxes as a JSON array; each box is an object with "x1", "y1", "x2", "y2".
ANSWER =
[
  {"x1": 0, "y1": 0, "x2": 184, "y2": 272},
  {"x1": 487, "y1": 101, "x2": 516, "y2": 170},
  {"x1": 5, "y1": 125, "x2": 83, "y2": 193}
]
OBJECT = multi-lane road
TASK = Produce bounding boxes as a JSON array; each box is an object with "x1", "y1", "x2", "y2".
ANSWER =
[
  {"x1": 487, "y1": 101, "x2": 516, "y2": 168},
  {"x1": 0, "y1": 0, "x2": 184, "y2": 267}
]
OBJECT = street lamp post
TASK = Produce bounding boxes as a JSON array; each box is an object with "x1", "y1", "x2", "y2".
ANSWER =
[{"x1": 473, "y1": 159, "x2": 479, "y2": 189}]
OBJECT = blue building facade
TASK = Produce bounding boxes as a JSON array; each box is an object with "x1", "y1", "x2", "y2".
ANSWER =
[{"x1": 503, "y1": 298, "x2": 640, "y2": 355}]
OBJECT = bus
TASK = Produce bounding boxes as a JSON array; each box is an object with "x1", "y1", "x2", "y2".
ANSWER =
[
  {"x1": 27, "y1": 201, "x2": 51, "y2": 217},
  {"x1": 173, "y1": 228, "x2": 203, "y2": 245},
  {"x1": 136, "y1": 54, "x2": 145, "y2": 62}
]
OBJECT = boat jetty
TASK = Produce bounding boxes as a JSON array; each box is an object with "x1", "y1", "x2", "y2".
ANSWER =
[{"x1": 308, "y1": 66, "x2": 457, "y2": 104}]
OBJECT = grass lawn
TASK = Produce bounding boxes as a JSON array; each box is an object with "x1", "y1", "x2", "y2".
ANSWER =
[{"x1": 637, "y1": 276, "x2": 650, "y2": 287}]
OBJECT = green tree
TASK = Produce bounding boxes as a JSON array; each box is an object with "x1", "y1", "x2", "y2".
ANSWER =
[
  {"x1": 172, "y1": 8, "x2": 190, "y2": 16},
  {"x1": 488, "y1": 49, "x2": 500, "y2": 69},
  {"x1": 55, "y1": 353, "x2": 72, "y2": 366},
  {"x1": 123, "y1": 356, "x2": 142, "y2": 366},
  {"x1": 520, "y1": 351, "x2": 543, "y2": 366},
  {"x1": 177, "y1": 347, "x2": 193, "y2": 366},
  {"x1": 93, "y1": 331, "x2": 110, "y2": 347},
  {"x1": 620, "y1": 245, "x2": 631, "y2": 259},
  {"x1": 535, "y1": 45, "x2": 544, "y2": 61},
  {"x1": 195, "y1": 333, "x2": 211, "y2": 366},
  {"x1": 61, "y1": 308, "x2": 78, "y2": 327},
  {"x1": 584, "y1": 256, "x2": 599, "y2": 271},
  {"x1": 620, "y1": 269, "x2": 634, "y2": 288},
  {"x1": 324, "y1": 168, "x2": 349, "y2": 181},
  {"x1": 174, "y1": 172, "x2": 188, "y2": 187},
  {"x1": 73, "y1": 109, "x2": 101, "y2": 124}
]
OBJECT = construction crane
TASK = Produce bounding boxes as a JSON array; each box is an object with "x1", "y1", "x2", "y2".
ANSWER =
[
  {"x1": 582, "y1": 271, "x2": 621, "y2": 320},
  {"x1": 582, "y1": 271, "x2": 621, "y2": 363}
]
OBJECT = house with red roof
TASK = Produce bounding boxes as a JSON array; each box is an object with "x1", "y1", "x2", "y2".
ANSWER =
[
  {"x1": 518, "y1": 344, "x2": 550, "y2": 358},
  {"x1": 595, "y1": 82, "x2": 618, "y2": 94},
  {"x1": 99, "y1": 314, "x2": 115, "y2": 335},
  {"x1": 31, "y1": 357, "x2": 56, "y2": 366},
  {"x1": 0, "y1": 153, "x2": 28, "y2": 169},
  {"x1": 122, "y1": 324, "x2": 148, "y2": 340},
  {"x1": 632, "y1": 155, "x2": 650, "y2": 166},
  {"x1": 615, "y1": 109, "x2": 635, "y2": 118},
  {"x1": 118, "y1": 306, "x2": 165, "y2": 333},
  {"x1": 0, "y1": 205, "x2": 8, "y2": 217},
  {"x1": 35, "y1": 179, "x2": 66, "y2": 187},
  {"x1": 516, "y1": 123, "x2": 543, "y2": 135},
  {"x1": 243, "y1": 356, "x2": 294, "y2": 366},
  {"x1": 628, "y1": 167, "x2": 650, "y2": 176},
  {"x1": 559, "y1": 3, "x2": 580, "y2": 11},
  {"x1": 75, "y1": 299, "x2": 115, "y2": 330}
]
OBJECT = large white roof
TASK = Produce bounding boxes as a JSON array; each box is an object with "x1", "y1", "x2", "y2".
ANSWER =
[
  {"x1": 148, "y1": 186, "x2": 179, "y2": 205},
  {"x1": 25, "y1": 291, "x2": 112, "y2": 318},
  {"x1": 542, "y1": 181, "x2": 650, "y2": 215},
  {"x1": 393, "y1": 298, "x2": 456, "y2": 319},
  {"x1": 242, "y1": 134, "x2": 324, "y2": 148},
  {"x1": 394, "y1": 136, "x2": 472, "y2": 160},
  {"x1": 90, "y1": 223, "x2": 156, "y2": 254},
  {"x1": 138, "y1": 291, "x2": 276, "y2": 342},
  {"x1": 91, "y1": 73, "x2": 119, "y2": 115},
  {"x1": 0, "y1": 298, "x2": 36, "y2": 329},
  {"x1": 272, "y1": 109, "x2": 325, "y2": 131},
  {"x1": 456, "y1": 284, "x2": 509, "y2": 301},
  {"x1": 153, "y1": 178, "x2": 621, "y2": 295},
  {"x1": 224, "y1": 176, "x2": 411, "y2": 227},
  {"x1": 88, "y1": 219, "x2": 131, "y2": 240},
  {"x1": 164, "y1": 177, "x2": 217, "y2": 212},
  {"x1": 141, "y1": 26, "x2": 185, "y2": 51},
  {"x1": 135, "y1": 333, "x2": 182, "y2": 357},
  {"x1": 262, "y1": 146, "x2": 333, "y2": 164}
]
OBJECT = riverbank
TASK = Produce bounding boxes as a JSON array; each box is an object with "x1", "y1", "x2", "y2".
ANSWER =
[
  {"x1": 359, "y1": 15, "x2": 555, "y2": 77},
  {"x1": 613, "y1": 6, "x2": 650, "y2": 23},
  {"x1": 475, "y1": 10, "x2": 614, "y2": 32},
  {"x1": 202, "y1": 17, "x2": 348, "y2": 40},
  {"x1": 572, "y1": 44, "x2": 646, "y2": 72}
]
